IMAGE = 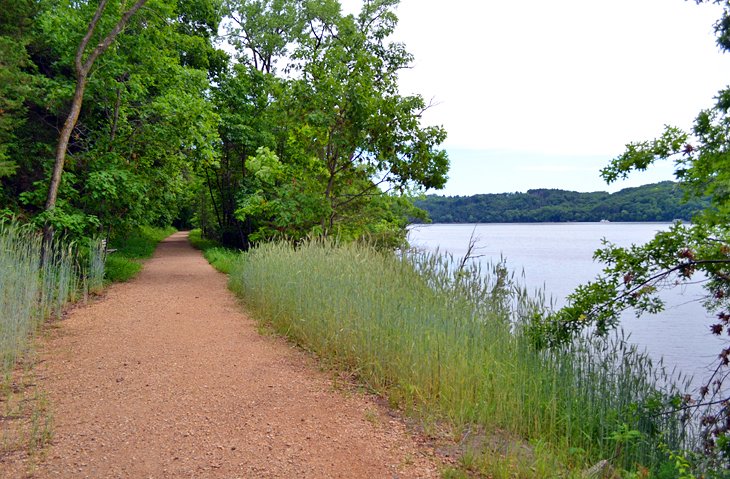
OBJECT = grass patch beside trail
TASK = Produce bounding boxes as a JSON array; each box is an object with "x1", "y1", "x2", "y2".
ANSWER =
[
  {"x1": 1, "y1": 222, "x2": 171, "y2": 374},
  {"x1": 227, "y1": 239, "x2": 693, "y2": 478},
  {"x1": 188, "y1": 229, "x2": 240, "y2": 274},
  {"x1": 0, "y1": 221, "x2": 105, "y2": 377},
  {"x1": 104, "y1": 225, "x2": 176, "y2": 282},
  {"x1": 0, "y1": 222, "x2": 171, "y2": 469}
]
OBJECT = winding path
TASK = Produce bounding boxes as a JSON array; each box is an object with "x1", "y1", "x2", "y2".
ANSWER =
[{"x1": 2, "y1": 232, "x2": 439, "y2": 478}]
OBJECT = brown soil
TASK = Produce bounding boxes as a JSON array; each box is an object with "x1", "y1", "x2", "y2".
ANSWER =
[{"x1": 1, "y1": 232, "x2": 442, "y2": 478}]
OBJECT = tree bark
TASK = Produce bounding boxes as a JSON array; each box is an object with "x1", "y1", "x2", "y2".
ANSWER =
[{"x1": 43, "y1": 0, "x2": 149, "y2": 247}]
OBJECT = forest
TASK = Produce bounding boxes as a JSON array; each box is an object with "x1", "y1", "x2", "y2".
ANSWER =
[
  {"x1": 0, "y1": 0, "x2": 448, "y2": 249},
  {"x1": 415, "y1": 181, "x2": 709, "y2": 223}
]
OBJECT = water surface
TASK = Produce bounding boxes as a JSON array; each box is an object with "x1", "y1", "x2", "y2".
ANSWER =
[{"x1": 408, "y1": 222, "x2": 726, "y2": 387}]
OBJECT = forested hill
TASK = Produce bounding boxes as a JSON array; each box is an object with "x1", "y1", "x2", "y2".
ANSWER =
[{"x1": 414, "y1": 182, "x2": 709, "y2": 223}]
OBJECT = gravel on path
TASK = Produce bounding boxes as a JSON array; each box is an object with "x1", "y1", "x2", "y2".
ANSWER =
[{"x1": 1, "y1": 231, "x2": 440, "y2": 478}]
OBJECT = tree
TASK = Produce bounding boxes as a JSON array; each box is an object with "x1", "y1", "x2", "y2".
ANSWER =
[
  {"x1": 539, "y1": 1, "x2": 730, "y2": 467},
  {"x1": 209, "y1": 0, "x2": 448, "y2": 247},
  {"x1": 43, "y1": 0, "x2": 149, "y2": 245},
  {"x1": 284, "y1": 0, "x2": 449, "y2": 235}
]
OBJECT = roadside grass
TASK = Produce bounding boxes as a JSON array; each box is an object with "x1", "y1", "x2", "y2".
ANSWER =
[
  {"x1": 1, "y1": 362, "x2": 54, "y2": 468},
  {"x1": 227, "y1": 239, "x2": 691, "y2": 477},
  {"x1": 0, "y1": 222, "x2": 173, "y2": 372},
  {"x1": 0, "y1": 221, "x2": 102, "y2": 468},
  {"x1": 1, "y1": 221, "x2": 172, "y2": 469},
  {"x1": 104, "y1": 225, "x2": 176, "y2": 282},
  {"x1": 188, "y1": 229, "x2": 240, "y2": 274},
  {"x1": 0, "y1": 221, "x2": 104, "y2": 376}
]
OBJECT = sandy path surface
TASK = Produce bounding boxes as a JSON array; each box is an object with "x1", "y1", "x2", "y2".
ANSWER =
[{"x1": 2, "y1": 232, "x2": 440, "y2": 478}]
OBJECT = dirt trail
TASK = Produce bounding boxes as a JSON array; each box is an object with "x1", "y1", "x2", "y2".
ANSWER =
[{"x1": 2, "y1": 232, "x2": 440, "y2": 478}]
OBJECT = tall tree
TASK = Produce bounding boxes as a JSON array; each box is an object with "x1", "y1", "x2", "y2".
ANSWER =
[
  {"x1": 43, "y1": 0, "x2": 149, "y2": 244},
  {"x1": 211, "y1": 0, "x2": 448, "y2": 247},
  {"x1": 286, "y1": 0, "x2": 448, "y2": 235}
]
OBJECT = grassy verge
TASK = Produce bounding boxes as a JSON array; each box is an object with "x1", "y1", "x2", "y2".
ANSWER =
[
  {"x1": 104, "y1": 225, "x2": 176, "y2": 282},
  {"x1": 0, "y1": 222, "x2": 171, "y2": 475},
  {"x1": 0, "y1": 221, "x2": 105, "y2": 468},
  {"x1": 0, "y1": 221, "x2": 104, "y2": 376},
  {"x1": 0, "y1": 222, "x2": 174, "y2": 373},
  {"x1": 1, "y1": 221, "x2": 174, "y2": 469},
  {"x1": 227, "y1": 239, "x2": 694, "y2": 477},
  {"x1": 188, "y1": 229, "x2": 239, "y2": 274}
]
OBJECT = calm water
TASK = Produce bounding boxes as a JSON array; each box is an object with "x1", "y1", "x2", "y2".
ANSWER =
[{"x1": 408, "y1": 222, "x2": 727, "y2": 387}]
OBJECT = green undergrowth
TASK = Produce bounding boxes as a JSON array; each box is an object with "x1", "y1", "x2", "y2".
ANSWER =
[
  {"x1": 188, "y1": 229, "x2": 239, "y2": 274},
  {"x1": 104, "y1": 225, "x2": 176, "y2": 282},
  {"x1": 227, "y1": 239, "x2": 696, "y2": 478}
]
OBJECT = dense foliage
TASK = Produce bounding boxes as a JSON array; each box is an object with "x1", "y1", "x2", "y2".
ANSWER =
[
  {"x1": 0, "y1": 0, "x2": 223, "y2": 239},
  {"x1": 0, "y1": 0, "x2": 447, "y2": 248},
  {"x1": 204, "y1": 0, "x2": 447, "y2": 248},
  {"x1": 415, "y1": 181, "x2": 708, "y2": 223}
]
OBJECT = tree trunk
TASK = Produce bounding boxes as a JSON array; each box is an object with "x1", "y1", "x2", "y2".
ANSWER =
[
  {"x1": 109, "y1": 85, "x2": 123, "y2": 147},
  {"x1": 43, "y1": 0, "x2": 149, "y2": 249},
  {"x1": 42, "y1": 74, "x2": 88, "y2": 245},
  {"x1": 204, "y1": 168, "x2": 223, "y2": 230}
]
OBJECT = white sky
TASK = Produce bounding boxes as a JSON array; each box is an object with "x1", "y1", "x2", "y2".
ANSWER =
[{"x1": 340, "y1": 0, "x2": 730, "y2": 195}]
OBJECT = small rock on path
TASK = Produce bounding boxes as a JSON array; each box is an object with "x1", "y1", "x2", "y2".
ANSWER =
[{"x1": 2, "y1": 232, "x2": 439, "y2": 478}]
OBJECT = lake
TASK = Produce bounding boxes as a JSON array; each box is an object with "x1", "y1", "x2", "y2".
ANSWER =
[{"x1": 408, "y1": 222, "x2": 726, "y2": 388}]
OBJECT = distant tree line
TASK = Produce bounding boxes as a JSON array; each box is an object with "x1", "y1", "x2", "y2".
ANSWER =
[{"x1": 414, "y1": 181, "x2": 709, "y2": 223}]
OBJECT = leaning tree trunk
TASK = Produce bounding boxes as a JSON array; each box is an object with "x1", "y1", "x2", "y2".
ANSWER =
[{"x1": 42, "y1": 0, "x2": 149, "y2": 250}]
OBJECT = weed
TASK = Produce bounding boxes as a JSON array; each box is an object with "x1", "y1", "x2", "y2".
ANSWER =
[
  {"x1": 364, "y1": 407, "x2": 379, "y2": 425},
  {"x1": 228, "y1": 239, "x2": 693, "y2": 476}
]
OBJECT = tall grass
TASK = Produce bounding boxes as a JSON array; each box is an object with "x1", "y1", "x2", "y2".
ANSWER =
[
  {"x1": 0, "y1": 221, "x2": 104, "y2": 376},
  {"x1": 229, "y1": 239, "x2": 692, "y2": 475}
]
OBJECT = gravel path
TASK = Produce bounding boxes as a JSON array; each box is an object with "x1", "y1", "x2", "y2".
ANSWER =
[{"x1": 2, "y1": 232, "x2": 440, "y2": 478}]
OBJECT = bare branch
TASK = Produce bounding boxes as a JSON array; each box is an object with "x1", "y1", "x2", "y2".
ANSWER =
[
  {"x1": 76, "y1": 0, "x2": 110, "y2": 73},
  {"x1": 81, "y1": 0, "x2": 150, "y2": 75}
]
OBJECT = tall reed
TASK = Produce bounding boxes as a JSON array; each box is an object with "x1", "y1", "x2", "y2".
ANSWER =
[
  {"x1": 229, "y1": 239, "x2": 691, "y2": 474},
  {"x1": 0, "y1": 221, "x2": 104, "y2": 376}
]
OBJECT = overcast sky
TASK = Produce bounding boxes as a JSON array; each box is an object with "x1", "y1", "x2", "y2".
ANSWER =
[{"x1": 339, "y1": 0, "x2": 730, "y2": 195}]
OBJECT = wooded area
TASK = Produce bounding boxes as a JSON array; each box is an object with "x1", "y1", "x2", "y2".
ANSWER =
[
  {"x1": 0, "y1": 0, "x2": 448, "y2": 248},
  {"x1": 415, "y1": 181, "x2": 709, "y2": 223}
]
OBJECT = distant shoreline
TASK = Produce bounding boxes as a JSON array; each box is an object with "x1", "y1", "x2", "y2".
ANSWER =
[{"x1": 414, "y1": 181, "x2": 708, "y2": 224}]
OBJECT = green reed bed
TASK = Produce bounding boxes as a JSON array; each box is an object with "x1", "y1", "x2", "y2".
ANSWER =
[
  {"x1": 0, "y1": 221, "x2": 105, "y2": 376},
  {"x1": 229, "y1": 239, "x2": 691, "y2": 475}
]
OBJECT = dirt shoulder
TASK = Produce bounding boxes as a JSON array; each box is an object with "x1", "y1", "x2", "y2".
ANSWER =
[{"x1": 1, "y1": 232, "x2": 441, "y2": 478}]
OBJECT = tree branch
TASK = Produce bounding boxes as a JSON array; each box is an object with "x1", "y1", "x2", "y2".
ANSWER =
[
  {"x1": 76, "y1": 0, "x2": 109, "y2": 74},
  {"x1": 81, "y1": 0, "x2": 150, "y2": 75}
]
